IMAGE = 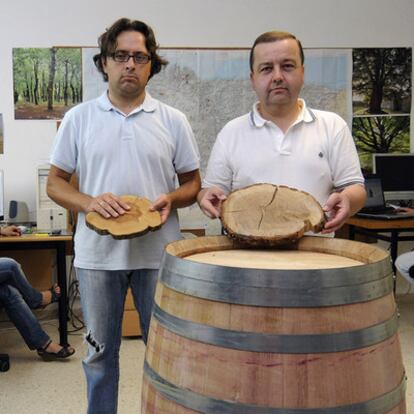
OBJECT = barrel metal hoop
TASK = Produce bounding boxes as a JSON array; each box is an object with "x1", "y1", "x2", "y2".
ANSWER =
[
  {"x1": 160, "y1": 269, "x2": 393, "y2": 307},
  {"x1": 144, "y1": 360, "x2": 406, "y2": 414},
  {"x1": 153, "y1": 304, "x2": 398, "y2": 353},
  {"x1": 161, "y1": 250, "x2": 391, "y2": 289}
]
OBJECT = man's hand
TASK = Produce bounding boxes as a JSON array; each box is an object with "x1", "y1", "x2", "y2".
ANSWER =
[
  {"x1": 396, "y1": 207, "x2": 414, "y2": 213},
  {"x1": 197, "y1": 187, "x2": 227, "y2": 219},
  {"x1": 151, "y1": 194, "x2": 172, "y2": 224},
  {"x1": 322, "y1": 184, "x2": 366, "y2": 233},
  {"x1": 0, "y1": 225, "x2": 22, "y2": 237},
  {"x1": 322, "y1": 192, "x2": 350, "y2": 233},
  {"x1": 86, "y1": 193, "x2": 130, "y2": 219}
]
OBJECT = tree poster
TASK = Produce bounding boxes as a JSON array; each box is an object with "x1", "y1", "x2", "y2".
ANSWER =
[
  {"x1": 352, "y1": 48, "x2": 412, "y2": 173},
  {"x1": 13, "y1": 47, "x2": 82, "y2": 120}
]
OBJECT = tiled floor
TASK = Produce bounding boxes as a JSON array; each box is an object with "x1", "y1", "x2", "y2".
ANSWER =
[{"x1": 0, "y1": 295, "x2": 413, "y2": 413}]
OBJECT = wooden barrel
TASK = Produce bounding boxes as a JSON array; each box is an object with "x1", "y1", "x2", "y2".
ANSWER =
[{"x1": 142, "y1": 236, "x2": 406, "y2": 414}]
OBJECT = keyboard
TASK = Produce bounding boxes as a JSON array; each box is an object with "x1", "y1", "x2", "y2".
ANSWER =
[{"x1": 359, "y1": 206, "x2": 395, "y2": 214}]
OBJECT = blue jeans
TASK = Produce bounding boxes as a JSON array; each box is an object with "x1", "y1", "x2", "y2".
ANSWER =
[
  {"x1": 76, "y1": 268, "x2": 159, "y2": 414},
  {"x1": 0, "y1": 284, "x2": 50, "y2": 350},
  {"x1": 0, "y1": 258, "x2": 43, "y2": 308}
]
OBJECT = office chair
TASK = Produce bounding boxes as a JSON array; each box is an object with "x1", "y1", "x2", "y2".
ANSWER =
[{"x1": 0, "y1": 353, "x2": 10, "y2": 372}]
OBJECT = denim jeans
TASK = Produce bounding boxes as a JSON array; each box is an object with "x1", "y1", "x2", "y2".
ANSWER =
[
  {"x1": 0, "y1": 258, "x2": 43, "y2": 308},
  {"x1": 76, "y1": 268, "x2": 159, "y2": 414},
  {"x1": 0, "y1": 284, "x2": 50, "y2": 350}
]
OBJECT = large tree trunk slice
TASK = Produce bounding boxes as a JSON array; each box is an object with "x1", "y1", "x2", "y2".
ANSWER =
[
  {"x1": 221, "y1": 183, "x2": 326, "y2": 246},
  {"x1": 85, "y1": 195, "x2": 162, "y2": 240}
]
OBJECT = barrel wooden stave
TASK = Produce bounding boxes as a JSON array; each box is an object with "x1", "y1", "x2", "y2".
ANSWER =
[
  {"x1": 154, "y1": 283, "x2": 396, "y2": 335},
  {"x1": 145, "y1": 319, "x2": 404, "y2": 408},
  {"x1": 142, "y1": 378, "x2": 198, "y2": 414},
  {"x1": 142, "y1": 377, "x2": 406, "y2": 414},
  {"x1": 142, "y1": 236, "x2": 406, "y2": 413}
]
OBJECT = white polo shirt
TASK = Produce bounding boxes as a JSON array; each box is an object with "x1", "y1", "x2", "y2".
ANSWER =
[
  {"x1": 203, "y1": 99, "x2": 363, "y2": 206},
  {"x1": 50, "y1": 92, "x2": 200, "y2": 270}
]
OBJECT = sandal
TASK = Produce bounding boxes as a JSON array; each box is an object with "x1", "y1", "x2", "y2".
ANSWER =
[
  {"x1": 37, "y1": 340, "x2": 75, "y2": 361},
  {"x1": 49, "y1": 284, "x2": 61, "y2": 304},
  {"x1": 38, "y1": 284, "x2": 61, "y2": 309}
]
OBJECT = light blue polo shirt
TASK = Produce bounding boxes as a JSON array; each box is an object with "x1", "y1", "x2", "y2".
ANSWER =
[{"x1": 50, "y1": 92, "x2": 200, "y2": 270}]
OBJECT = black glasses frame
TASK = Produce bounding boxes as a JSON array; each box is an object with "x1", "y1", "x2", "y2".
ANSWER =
[{"x1": 110, "y1": 51, "x2": 151, "y2": 64}]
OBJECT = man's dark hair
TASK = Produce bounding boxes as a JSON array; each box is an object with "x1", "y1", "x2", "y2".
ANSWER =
[
  {"x1": 249, "y1": 31, "x2": 304, "y2": 72},
  {"x1": 93, "y1": 17, "x2": 168, "y2": 81}
]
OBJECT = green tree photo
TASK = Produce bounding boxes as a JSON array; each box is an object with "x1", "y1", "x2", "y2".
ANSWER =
[
  {"x1": 13, "y1": 47, "x2": 82, "y2": 119},
  {"x1": 353, "y1": 116, "x2": 410, "y2": 172},
  {"x1": 352, "y1": 48, "x2": 411, "y2": 115}
]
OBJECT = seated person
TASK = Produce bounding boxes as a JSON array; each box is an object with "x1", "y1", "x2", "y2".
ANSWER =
[
  {"x1": 395, "y1": 208, "x2": 414, "y2": 283},
  {"x1": 0, "y1": 256, "x2": 59, "y2": 310},
  {"x1": 0, "y1": 225, "x2": 75, "y2": 361}
]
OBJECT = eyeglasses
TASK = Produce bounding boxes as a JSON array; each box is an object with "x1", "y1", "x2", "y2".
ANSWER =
[{"x1": 110, "y1": 51, "x2": 151, "y2": 64}]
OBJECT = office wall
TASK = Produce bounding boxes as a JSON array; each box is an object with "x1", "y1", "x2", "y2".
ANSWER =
[{"x1": 0, "y1": 0, "x2": 413, "y2": 220}]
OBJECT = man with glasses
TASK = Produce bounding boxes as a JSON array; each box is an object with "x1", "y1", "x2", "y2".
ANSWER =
[{"x1": 47, "y1": 18, "x2": 200, "y2": 414}]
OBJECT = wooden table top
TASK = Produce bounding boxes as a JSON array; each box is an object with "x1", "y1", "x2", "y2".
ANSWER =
[
  {"x1": 0, "y1": 233, "x2": 73, "y2": 243},
  {"x1": 346, "y1": 216, "x2": 414, "y2": 230}
]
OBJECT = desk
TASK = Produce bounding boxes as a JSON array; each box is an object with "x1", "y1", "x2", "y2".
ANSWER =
[
  {"x1": 0, "y1": 234, "x2": 73, "y2": 346},
  {"x1": 346, "y1": 216, "x2": 414, "y2": 280}
]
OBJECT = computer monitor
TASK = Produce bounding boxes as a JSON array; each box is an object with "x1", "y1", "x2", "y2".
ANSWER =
[{"x1": 372, "y1": 153, "x2": 414, "y2": 201}]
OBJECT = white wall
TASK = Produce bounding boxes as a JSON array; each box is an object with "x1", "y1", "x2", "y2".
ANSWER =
[{"x1": 0, "y1": 0, "x2": 413, "y2": 220}]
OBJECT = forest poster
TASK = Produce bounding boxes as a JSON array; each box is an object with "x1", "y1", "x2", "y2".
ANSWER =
[
  {"x1": 352, "y1": 47, "x2": 412, "y2": 172},
  {"x1": 13, "y1": 47, "x2": 82, "y2": 120}
]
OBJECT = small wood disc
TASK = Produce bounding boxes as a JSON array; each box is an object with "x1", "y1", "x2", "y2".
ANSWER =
[{"x1": 86, "y1": 195, "x2": 162, "y2": 239}]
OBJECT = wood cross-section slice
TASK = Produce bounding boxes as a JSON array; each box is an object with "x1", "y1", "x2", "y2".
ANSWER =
[
  {"x1": 86, "y1": 195, "x2": 162, "y2": 240},
  {"x1": 221, "y1": 183, "x2": 326, "y2": 246}
]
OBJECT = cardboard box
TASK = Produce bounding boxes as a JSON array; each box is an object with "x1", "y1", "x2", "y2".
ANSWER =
[
  {"x1": 122, "y1": 309, "x2": 141, "y2": 337},
  {"x1": 124, "y1": 289, "x2": 135, "y2": 310},
  {"x1": 122, "y1": 288, "x2": 141, "y2": 337},
  {"x1": 2, "y1": 249, "x2": 55, "y2": 291}
]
